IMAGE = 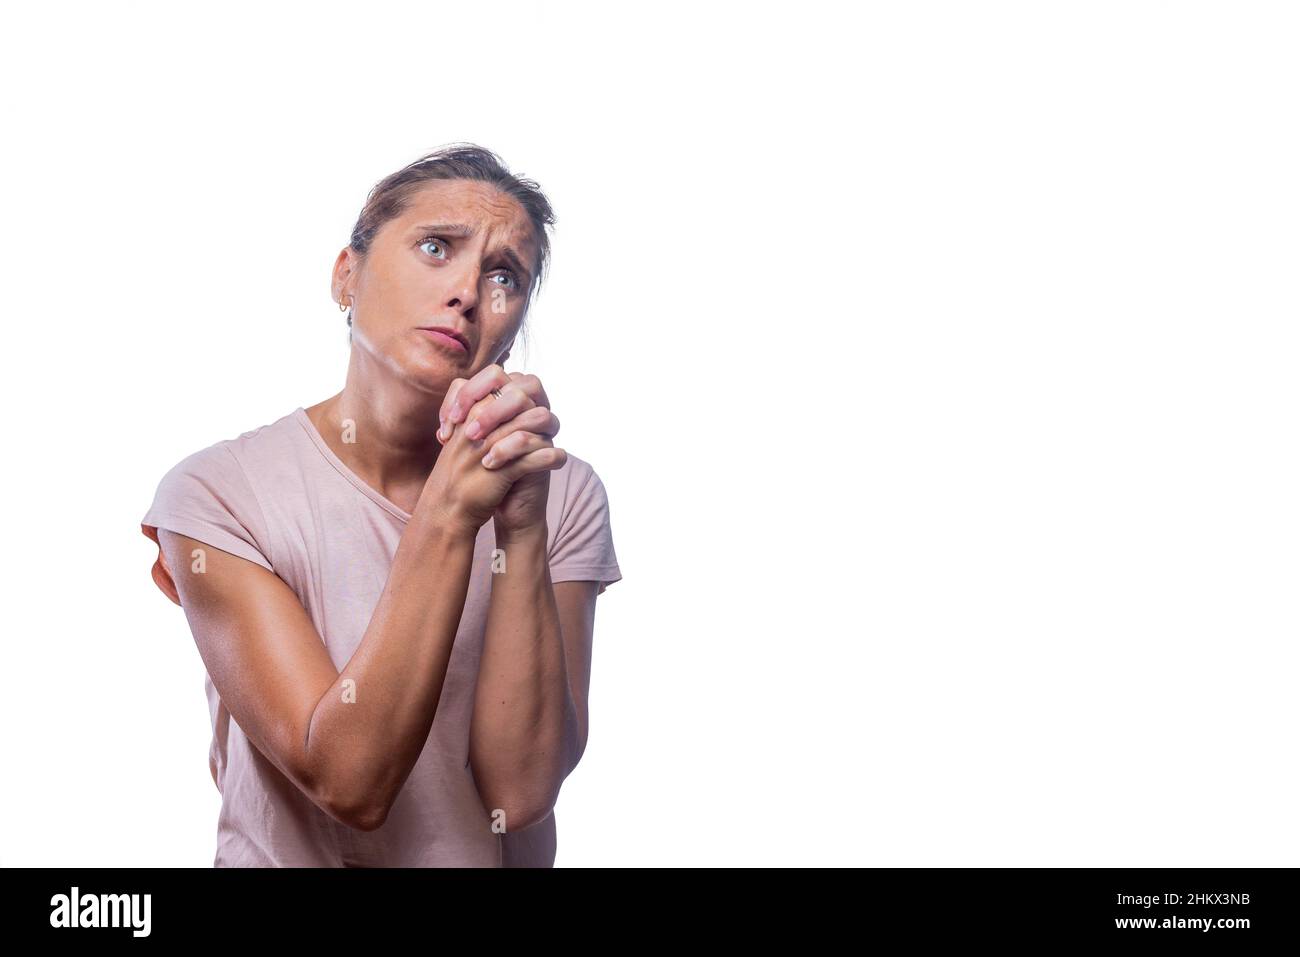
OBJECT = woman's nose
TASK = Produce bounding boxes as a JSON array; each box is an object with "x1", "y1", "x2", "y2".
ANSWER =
[{"x1": 443, "y1": 262, "x2": 481, "y2": 313}]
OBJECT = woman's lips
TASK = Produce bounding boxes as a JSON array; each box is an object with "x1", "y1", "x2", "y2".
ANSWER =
[{"x1": 417, "y1": 327, "x2": 469, "y2": 353}]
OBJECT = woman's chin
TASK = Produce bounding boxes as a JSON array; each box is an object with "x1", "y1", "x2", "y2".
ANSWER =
[
  {"x1": 368, "y1": 337, "x2": 476, "y2": 394},
  {"x1": 401, "y1": 356, "x2": 465, "y2": 395}
]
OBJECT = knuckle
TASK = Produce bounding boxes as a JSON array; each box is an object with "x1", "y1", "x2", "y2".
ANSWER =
[{"x1": 445, "y1": 380, "x2": 468, "y2": 414}]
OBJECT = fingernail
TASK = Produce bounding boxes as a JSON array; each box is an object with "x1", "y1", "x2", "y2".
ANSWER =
[
  {"x1": 482, "y1": 452, "x2": 495, "y2": 468},
  {"x1": 438, "y1": 417, "x2": 446, "y2": 440},
  {"x1": 465, "y1": 420, "x2": 482, "y2": 440}
]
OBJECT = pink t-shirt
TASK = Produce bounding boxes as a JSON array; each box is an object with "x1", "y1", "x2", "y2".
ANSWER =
[{"x1": 140, "y1": 406, "x2": 622, "y2": 867}]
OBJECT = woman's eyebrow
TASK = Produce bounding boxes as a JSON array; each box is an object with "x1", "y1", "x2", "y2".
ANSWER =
[
  {"x1": 411, "y1": 223, "x2": 532, "y2": 280},
  {"x1": 411, "y1": 222, "x2": 475, "y2": 238},
  {"x1": 498, "y1": 247, "x2": 532, "y2": 281}
]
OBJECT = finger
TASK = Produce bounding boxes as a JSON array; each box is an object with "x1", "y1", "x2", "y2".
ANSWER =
[
  {"x1": 464, "y1": 382, "x2": 537, "y2": 441},
  {"x1": 494, "y1": 445, "x2": 568, "y2": 481},
  {"x1": 481, "y1": 405, "x2": 559, "y2": 446},
  {"x1": 438, "y1": 378, "x2": 469, "y2": 443},
  {"x1": 506, "y1": 371, "x2": 550, "y2": 410},
  {"x1": 481, "y1": 430, "x2": 552, "y2": 470},
  {"x1": 445, "y1": 363, "x2": 510, "y2": 425}
]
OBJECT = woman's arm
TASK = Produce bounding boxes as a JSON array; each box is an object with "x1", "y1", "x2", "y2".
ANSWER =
[
  {"x1": 160, "y1": 502, "x2": 477, "y2": 832},
  {"x1": 436, "y1": 364, "x2": 601, "y2": 834},
  {"x1": 158, "y1": 408, "x2": 542, "y2": 833},
  {"x1": 468, "y1": 525, "x2": 599, "y2": 832}
]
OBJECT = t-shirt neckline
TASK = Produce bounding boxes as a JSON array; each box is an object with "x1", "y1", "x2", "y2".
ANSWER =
[{"x1": 291, "y1": 406, "x2": 413, "y2": 523}]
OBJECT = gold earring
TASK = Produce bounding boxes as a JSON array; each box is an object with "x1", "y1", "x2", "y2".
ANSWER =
[{"x1": 338, "y1": 296, "x2": 348, "y2": 312}]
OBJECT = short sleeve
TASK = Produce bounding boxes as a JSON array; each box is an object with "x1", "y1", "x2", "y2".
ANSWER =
[
  {"x1": 549, "y1": 462, "x2": 623, "y2": 595},
  {"x1": 141, "y1": 443, "x2": 275, "y2": 604}
]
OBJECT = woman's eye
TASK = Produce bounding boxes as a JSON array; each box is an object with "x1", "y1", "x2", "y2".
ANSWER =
[
  {"x1": 419, "y1": 239, "x2": 448, "y2": 260},
  {"x1": 489, "y1": 272, "x2": 518, "y2": 289}
]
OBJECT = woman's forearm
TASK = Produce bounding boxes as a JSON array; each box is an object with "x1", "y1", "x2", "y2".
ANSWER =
[
  {"x1": 304, "y1": 502, "x2": 477, "y2": 831},
  {"x1": 469, "y1": 523, "x2": 579, "y2": 833}
]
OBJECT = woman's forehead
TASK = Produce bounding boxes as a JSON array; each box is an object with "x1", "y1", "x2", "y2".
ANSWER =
[{"x1": 401, "y1": 180, "x2": 535, "y2": 241}]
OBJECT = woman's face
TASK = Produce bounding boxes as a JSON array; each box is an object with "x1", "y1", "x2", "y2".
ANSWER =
[{"x1": 335, "y1": 178, "x2": 539, "y2": 395}]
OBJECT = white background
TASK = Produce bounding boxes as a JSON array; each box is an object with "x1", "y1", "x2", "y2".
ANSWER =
[{"x1": 1, "y1": 1, "x2": 1296, "y2": 867}]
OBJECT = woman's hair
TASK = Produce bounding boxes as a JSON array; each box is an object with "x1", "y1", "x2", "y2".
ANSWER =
[{"x1": 346, "y1": 144, "x2": 557, "y2": 336}]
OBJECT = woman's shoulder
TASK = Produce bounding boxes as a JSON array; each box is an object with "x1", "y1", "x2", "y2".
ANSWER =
[
  {"x1": 141, "y1": 409, "x2": 303, "y2": 576},
  {"x1": 150, "y1": 408, "x2": 304, "y2": 484},
  {"x1": 141, "y1": 405, "x2": 301, "y2": 546},
  {"x1": 555, "y1": 446, "x2": 595, "y2": 480},
  {"x1": 546, "y1": 447, "x2": 617, "y2": 527},
  {"x1": 550, "y1": 448, "x2": 612, "y2": 505},
  {"x1": 545, "y1": 448, "x2": 622, "y2": 592}
]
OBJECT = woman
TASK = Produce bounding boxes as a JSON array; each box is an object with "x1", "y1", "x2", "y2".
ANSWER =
[{"x1": 140, "y1": 144, "x2": 622, "y2": 867}]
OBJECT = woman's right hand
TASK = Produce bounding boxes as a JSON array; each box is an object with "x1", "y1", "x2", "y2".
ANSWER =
[{"x1": 416, "y1": 371, "x2": 563, "y2": 534}]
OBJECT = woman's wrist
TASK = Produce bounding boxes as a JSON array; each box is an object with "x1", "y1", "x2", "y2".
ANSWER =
[
  {"x1": 412, "y1": 478, "x2": 482, "y2": 540},
  {"x1": 492, "y1": 518, "x2": 548, "y2": 549},
  {"x1": 412, "y1": 506, "x2": 481, "y2": 545}
]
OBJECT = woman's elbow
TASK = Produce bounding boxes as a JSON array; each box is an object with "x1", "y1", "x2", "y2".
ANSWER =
[
  {"x1": 493, "y1": 790, "x2": 558, "y2": 834},
  {"x1": 323, "y1": 789, "x2": 390, "y2": 832},
  {"x1": 304, "y1": 758, "x2": 391, "y2": 832},
  {"x1": 299, "y1": 737, "x2": 391, "y2": 831}
]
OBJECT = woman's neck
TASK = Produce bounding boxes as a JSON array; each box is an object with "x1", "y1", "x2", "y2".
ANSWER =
[{"x1": 306, "y1": 354, "x2": 446, "y2": 509}]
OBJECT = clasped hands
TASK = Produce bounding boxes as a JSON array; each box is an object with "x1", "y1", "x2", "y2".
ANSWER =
[{"x1": 430, "y1": 364, "x2": 565, "y2": 537}]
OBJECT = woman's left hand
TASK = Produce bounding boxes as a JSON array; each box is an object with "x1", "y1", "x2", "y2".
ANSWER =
[{"x1": 437, "y1": 365, "x2": 564, "y2": 539}]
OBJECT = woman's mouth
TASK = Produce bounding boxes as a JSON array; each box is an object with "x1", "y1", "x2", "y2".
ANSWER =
[{"x1": 417, "y1": 327, "x2": 469, "y2": 353}]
